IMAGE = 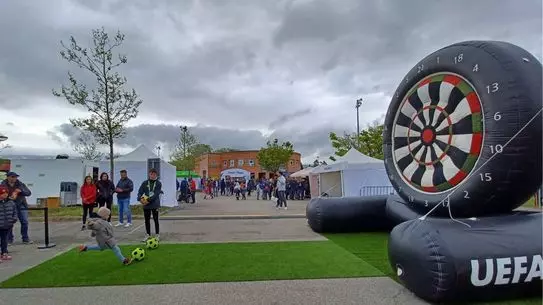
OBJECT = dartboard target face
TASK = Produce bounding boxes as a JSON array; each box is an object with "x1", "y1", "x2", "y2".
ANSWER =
[{"x1": 391, "y1": 72, "x2": 484, "y2": 194}]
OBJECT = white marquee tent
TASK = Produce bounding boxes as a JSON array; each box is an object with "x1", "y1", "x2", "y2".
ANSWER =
[
  {"x1": 100, "y1": 145, "x2": 177, "y2": 207},
  {"x1": 311, "y1": 148, "x2": 393, "y2": 198}
]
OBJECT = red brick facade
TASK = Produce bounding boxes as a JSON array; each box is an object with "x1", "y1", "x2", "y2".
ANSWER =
[{"x1": 194, "y1": 150, "x2": 302, "y2": 179}]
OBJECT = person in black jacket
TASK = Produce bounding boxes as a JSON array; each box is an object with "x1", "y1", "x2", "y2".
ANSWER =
[
  {"x1": 2, "y1": 172, "x2": 32, "y2": 244},
  {"x1": 96, "y1": 172, "x2": 115, "y2": 223},
  {"x1": 137, "y1": 168, "x2": 162, "y2": 242}
]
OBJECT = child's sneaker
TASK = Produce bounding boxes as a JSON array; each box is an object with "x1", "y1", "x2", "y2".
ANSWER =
[
  {"x1": 1, "y1": 254, "x2": 12, "y2": 260},
  {"x1": 123, "y1": 257, "x2": 132, "y2": 265},
  {"x1": 155, "y1": 234, "x2": 160, "y2": 241},
  {"x1": 78, "y1": 245, "x2": 87, "y2": 253},
  {"x1": 81, "y1": 225, "x2": 86, "y2": 231},
  {"x1": 142, "y1": 234, "x2": 150, "y2": 242},
  {"x1": 115, "y1": 222, "x2": 124, "y2": 227},
  {"x1": 124, "y1": 223, "x2": 132, "y2": 228}
]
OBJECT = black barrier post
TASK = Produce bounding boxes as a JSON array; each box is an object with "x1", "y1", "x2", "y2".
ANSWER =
[{"x1": 27, "y1": 207, "x2": 56, "y2": 249}]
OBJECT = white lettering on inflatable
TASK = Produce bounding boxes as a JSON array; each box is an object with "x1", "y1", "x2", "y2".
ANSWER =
[
  {"x1": 512, "y1": 256, "x2": 527, "y2": 284},
  {"x1": 470, "y1": 255, "x2": 543, "y2": 286},
  {"x1": 525, "y1": 254, "x2": 542, "y2": 282},
  {"x1": 471, "y1": 258, "x2": 494, "y2": 286},
  {"x1": 495, "y1": 258, "x2": 512, "y2": 285}
]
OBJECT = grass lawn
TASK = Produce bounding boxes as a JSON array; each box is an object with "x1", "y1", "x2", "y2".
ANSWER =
[
  {"x1": 0, "y1": 240, "x2": 383, "y2": 288},
  {"x1": 325, "y1": 232, "x2": 542, "y2": 305}
]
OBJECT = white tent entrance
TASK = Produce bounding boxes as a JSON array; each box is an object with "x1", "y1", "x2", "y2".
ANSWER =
[
  {"x1": 100, "y1": 145, "x2": 177, "y2": 207},
  {"x1": 312, "y1": 148, "x2": 393, "y2": 198}
]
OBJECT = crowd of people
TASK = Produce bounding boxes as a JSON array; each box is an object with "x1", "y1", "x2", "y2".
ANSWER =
[{"x1": 176, "y1": 172, "x2": 310, "y2": 209}]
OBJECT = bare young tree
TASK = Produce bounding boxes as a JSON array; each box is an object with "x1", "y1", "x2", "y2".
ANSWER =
[
  {"x1": 53, "y1": 27, "x2": 143, "y2": 180},
  {"x1": 73, "y1": 133, "x2": 105, "y2": 161}
]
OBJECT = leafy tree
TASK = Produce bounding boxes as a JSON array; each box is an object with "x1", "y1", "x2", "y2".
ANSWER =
[
  {"x1": 170, "y1": 126, "x2": 200, "y2": 170},
  {"x1": 359, "y1": 123, "x2": 384, "y2": 159},
  {"x1": 73, "y1": 132, "x2": 104, "y2": 161},
  {"x1": 329, "y1": 131, "x2": 357, "y2": 157},
  {"x1": 257, "y1": 139, "x2": 294, "y2": 173},
  {"x1": 192, "y1": 144, "x2": 212, "y2": 157},
  {"x1": 214, "y1": 147, "x2": 239, "y2": 153},
  {"x1": 53, "y1": 27, "x2": 143, "y2": 181},
  {"x1": 329, "y1": 121, "x2": 384, "y2": 160}
]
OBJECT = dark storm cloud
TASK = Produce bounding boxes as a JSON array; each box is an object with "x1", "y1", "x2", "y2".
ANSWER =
[
  {"x1": 2, "y1": 0, "x2": 542, "y2": 158},
  {"x1": 268, "y1": 108, "x2": 312, "y2": 129},
  {"x1": 52, "y1": 123, "x2": 335, "y2": 160}
]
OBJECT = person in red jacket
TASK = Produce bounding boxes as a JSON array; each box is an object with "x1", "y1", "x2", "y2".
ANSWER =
[{"x1": 80, "y1": 175, "x2": 97, "y2": 231}]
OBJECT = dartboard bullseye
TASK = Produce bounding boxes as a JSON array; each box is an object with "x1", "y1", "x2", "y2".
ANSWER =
[{"x1": 392, "y1": 72, "x2": 484, "y2": 194}]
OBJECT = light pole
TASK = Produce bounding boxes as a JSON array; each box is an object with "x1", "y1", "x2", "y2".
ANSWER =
[
  {"x1": 355, "y1": 98, "x2": 363, "y2": 149},
  {"x1": 181, "y1": 126, "x2": 188, "y2": 172},
  {"x1": 156, "y1": 145, "x2": 161, "y2": 158}
]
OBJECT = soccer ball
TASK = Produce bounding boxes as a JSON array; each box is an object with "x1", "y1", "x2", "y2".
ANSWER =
[
  {"x1": 146, "y1": 237, "x2": 159, "y2": 249},
  {"x1": 131, "y1": 247, "x2": 145, "y2": 261}
]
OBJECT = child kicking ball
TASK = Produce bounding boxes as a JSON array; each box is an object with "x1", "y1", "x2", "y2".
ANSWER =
[{"x1": 79, "y1": 207, "x2": 132, "y2": 265}]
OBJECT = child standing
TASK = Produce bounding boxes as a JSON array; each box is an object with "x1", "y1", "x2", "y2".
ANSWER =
[
  {"x1": 138, "y1": 168, "x2": 162, "y2": 242},
  {"x1": 0, "y1": 186, "x2": 17, "y2": 262},
  {"x1": 80, "y1": 175, "x2": 97, "y2": 231},
  {"x1": 78, "y1": 207, "x2": 132, "y2": 265}
]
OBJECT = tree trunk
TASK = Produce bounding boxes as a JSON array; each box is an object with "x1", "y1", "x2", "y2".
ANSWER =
[{"x1": 109, "y1": 137, "x2": 115, "y2": 182}]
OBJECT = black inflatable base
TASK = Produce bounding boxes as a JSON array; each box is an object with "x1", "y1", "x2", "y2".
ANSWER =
[
  {"x1": 306, "y1": 196, "x2": 391, "y2": 233},
  {"x1": 388, "y1": 212, "x2": 543, "y2": 303},
  {"x1": 385, "y1": 195, "x2": 427, "y2": 226}
]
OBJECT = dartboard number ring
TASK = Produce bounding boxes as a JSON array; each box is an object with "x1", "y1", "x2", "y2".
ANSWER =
[{"x1": 391, "y1": 72, "x2": 484, "y2": 194}]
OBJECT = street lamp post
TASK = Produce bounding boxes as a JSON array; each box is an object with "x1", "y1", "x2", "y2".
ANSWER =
[{"x1": 355, "y1": 98, "x2": 363, "y2": 149}]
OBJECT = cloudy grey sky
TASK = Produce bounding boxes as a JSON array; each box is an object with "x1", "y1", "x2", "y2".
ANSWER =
[{"x1": 0, "y1": 0, "x2": 541, "y2": 162}]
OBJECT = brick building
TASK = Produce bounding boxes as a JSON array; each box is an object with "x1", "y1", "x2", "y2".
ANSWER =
[{"x1": 194, "y1": 150, "x2": 302, "y2": 180}]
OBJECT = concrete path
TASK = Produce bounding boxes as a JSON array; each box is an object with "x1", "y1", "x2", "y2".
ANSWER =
[
  {"x1": 0, "y1": 278, "x2": 426, "y2": 305},
  {"x1": 170, "y1": 194, "x2": 308, "y2": 217}
]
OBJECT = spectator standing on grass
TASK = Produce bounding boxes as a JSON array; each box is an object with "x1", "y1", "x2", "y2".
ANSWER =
[
  {"x1": 138, "y1": 168, "x2": 162, "y2": 242},
  {"x1": 115, "y1": 169, "x2": 134, "y2": 228},
  {"x1": 276, "y1": 172, "x2": 287, "y2": 210},
  {"x1": 80, "y1": 175, "x2": 97, "y2": 231},
  {"x1": 96, "y1": 172, "x2": 115, "y2": 224},
  {"x1": 0, "y1": 185, "x2": 17, "y2": 262},
  {"x1": 1, "y1": 172, "x2": 32, "y2": 245}
]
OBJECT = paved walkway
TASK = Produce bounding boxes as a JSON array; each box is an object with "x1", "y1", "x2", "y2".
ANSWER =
[
  {"x1": 1, "y1": 278, "x2": 426, "y2": 305},
  {"x1": 169, "y1": 194, "x2": 308, "y2": 217}
]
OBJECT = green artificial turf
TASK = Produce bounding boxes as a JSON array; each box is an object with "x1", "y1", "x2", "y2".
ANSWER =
[
  {"x1": 0, "y1": 241, "x2": 384, "y2": 288},
  {"x1": 324, "y1": 232, "x2": 393, "y2": 277},
  {"x1": 324, "y1": 232, "x2": 542, "y2": 305}
]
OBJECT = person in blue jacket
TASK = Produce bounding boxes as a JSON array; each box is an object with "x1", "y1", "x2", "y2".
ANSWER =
[{"x1": 137, "y1": 168, "x2": 162, "y2": 242}]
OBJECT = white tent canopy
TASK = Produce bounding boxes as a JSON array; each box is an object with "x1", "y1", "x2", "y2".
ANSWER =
[
  {"x1": 290, "y1": 167, "x2": 314, "y2": 178},
  {"x1": 100, "y1": 145, "x2": 177, "y2": 207},
  {"x1": 312, "y1": 148, "x2": 393, "y2": 198},
  {"x1": 116, "y1": 145, "x2": 159, "y2": 162}
]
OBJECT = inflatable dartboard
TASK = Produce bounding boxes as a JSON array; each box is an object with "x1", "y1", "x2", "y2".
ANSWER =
[{"x1": 383, "y1": 41, "x2": 542, "y2": 217}]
